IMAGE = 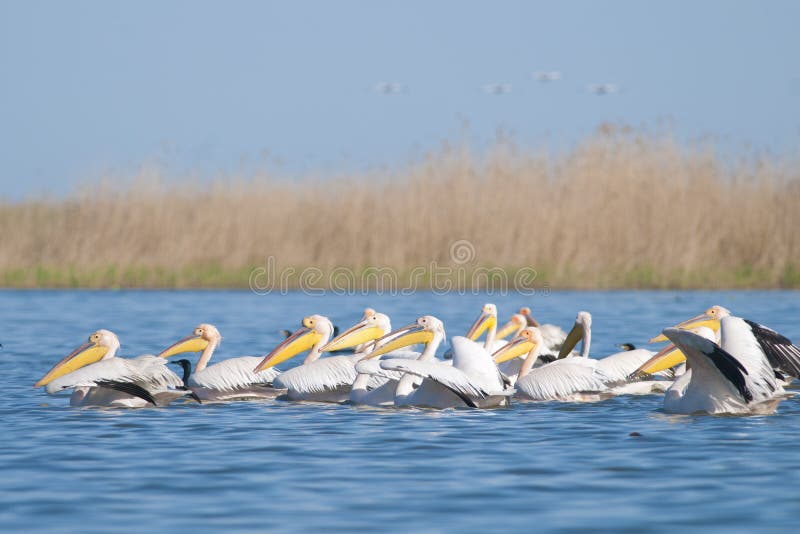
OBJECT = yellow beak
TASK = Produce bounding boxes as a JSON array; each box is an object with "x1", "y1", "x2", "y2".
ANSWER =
[
  {"x1": 34, "y1": 342, "x2": 110, "y2": 387},
  {"x1": 363, "y1": 324, "x2": 434, "y2": 359},
  {"x1": 158, "y1": 335, "x2": 210, "y2": 358},
  {"x1": 649, "y1": 314, "x2": 720, "y2": 343},
  {"x1": 254, "y1": 327, "x2": 322, "y2": 371},
  {"x1": 493, "y1": 337, "x2": 536, "y2": 364},
  {"x1": 495, "y1": 320, "x2": 520, "y2": 341},
  {"x1": 320, "y1": 321, "x2": 384, "y2": 353},
  {"x1": 631, "y1": 343, "x2": 687, "y2": 377},
  {"x1": 466, "y1": 312, "x2": 496, "y2": 341},
  {"x1": 557, "y1": 323, "x2": 584, "y2": 359}
]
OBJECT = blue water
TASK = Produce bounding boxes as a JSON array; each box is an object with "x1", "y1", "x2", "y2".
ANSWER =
[{"x1": 2, "y1": 290, "x2": 800, "y2": 533}]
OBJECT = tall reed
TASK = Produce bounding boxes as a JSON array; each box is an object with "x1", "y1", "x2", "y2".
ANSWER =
[{"x1": 2, "y1": 126, "x2": 799, "y2": 289}]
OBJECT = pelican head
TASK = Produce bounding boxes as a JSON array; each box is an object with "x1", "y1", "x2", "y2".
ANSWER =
[
  {"x1": 493, "y1": 327, "x2": 543, "y2": 364},
  {"x1": 558, "y1": 311, "x2": 592, "y2": 358},
  {"x1": 34, "y1": 329, "x2": 120, "y2": 387},
  {"x1": 496, "y1": 313, "x2": 526, "y2": 340},
  {"x1": 254, "y1": 315, "x2": 333, "y2": 371},
  {"x1": 320, "y1": 310, "x2": 391, "y2": 353},
  {"x1": 649, "y1": 305, "x2": 730, "y2": 343},
  {"x1": 363, "y1": 315, "x2": 445, "y2": 359},
  {"x1": 518, "y1": 306, "x2": 540, "y2": 327},
  {"x1": 158, "y1": 324, "x2": 222, "y2": 358},
  {"x1": 466, "y1": 303, "x2": 498, "y2": 340}
]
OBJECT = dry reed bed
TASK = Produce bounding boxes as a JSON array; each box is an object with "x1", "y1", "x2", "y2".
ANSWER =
[{"x1": 2, "y1": 129, "x2": 799, "y2": 288}]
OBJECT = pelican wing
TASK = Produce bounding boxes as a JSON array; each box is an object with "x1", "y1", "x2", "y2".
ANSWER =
[
  {"x1": 379, "y1": 359, "x2": 500, "y2": 403},
  {"x1": 46, "y1": 357, "x2": 182, "y2": 394},
  {"x1": 355, "y1": 359, "x2": 406, "y2": 381},
  {"x1": 273, "y1": 355, "x2": 357, "y2": 394},
  {"x1": 517, "y1": 360, "x2": 609, "y2": 400},
  {"x1": 664, "y1": 327, "x2": 753, "y2": 402},
  {"x1": 190, "y1": 356, "x2": 281, "y2": 391},
  {"x1": 743, "y1": 319, "x2": 800, "y2": 377},
  {"x1": 94, "y1": 380, "x2": 158, "y2": 405},
  {"x1": 131, "y1": 356, "x2": 186, "y2": 389}
]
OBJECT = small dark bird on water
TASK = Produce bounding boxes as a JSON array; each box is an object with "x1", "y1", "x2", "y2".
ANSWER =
[{"x1": 168, "y1": 359, "x2": 202, "y2": 403}]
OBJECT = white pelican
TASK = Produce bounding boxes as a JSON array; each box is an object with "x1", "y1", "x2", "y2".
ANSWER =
[
  {"x1": 367, "y1": 316, "x2": 513, "y2": 409},
  {"x1": 465, "y1": 303, "x2": 507, "y2": 353},
  {"x1": 657, "y1": 321, "x2": 785, "y2": 415},
  {"x1": 440, "y1": 303, "x2": 506, "y2": 362},
  {"x1": 466, "y1": 304, "x2": 506, "y2": 353},
  {"x1": 255, "y1": 315, "x2": 359, "y2": 402},
  {"x1": 319, "y1": 310, "x2": 419, "y2": 406},
  {"x1": 558, "y1": 311, "x2": 661, "y2": 384},
  {"x1": 35, "y1": 330, "x2": 188, "y2": 407},
  {"x1": 517, "y1": 306, "x2": 568, "y2": 352},
  {"x1": 650, "y1": 305, "x2": 800, "y2": 381},
  {"x1": 493, "y1": 327, "x2": 612, "y2": 401},
  {"x1": 158, "y1": 324, "x2": 282, "y2": 401}
]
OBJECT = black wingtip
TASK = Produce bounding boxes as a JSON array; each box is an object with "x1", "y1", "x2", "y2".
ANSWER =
[
  {"x1": 705, "y1": 346, "x2": 753, "y2": 403},
  {"x1": 95, "y1": 380, "x2": 158, "y2": 406}
]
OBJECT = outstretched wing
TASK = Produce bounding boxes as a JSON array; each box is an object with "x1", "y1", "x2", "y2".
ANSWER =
[
  {"x1": 744, "y1": 319, "x2": 800, "y2": 378},
  {"x1": 664, "y1": 327, "x2": 753, "y2": 402}
]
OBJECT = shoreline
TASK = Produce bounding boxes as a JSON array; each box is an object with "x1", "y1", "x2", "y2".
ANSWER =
[{"x1": 2, "y1": 264, "x2": 799, "y2": 290}]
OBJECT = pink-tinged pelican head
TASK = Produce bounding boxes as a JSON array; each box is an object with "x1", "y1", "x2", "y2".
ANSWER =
[
  {"x1": 493, "y1": 327, "x2": 543, "y2": 364},
  {"x1": 158, "y1": 324, "x2": 222, "y2": 358},
  {"x1": 35, "y1": 329, "x2": 120, "y2": 387},
  {"x1": 253, "y1": 315, "x2": 333, "y2": 371},
  {"x1": 518, "y1": 307, "x2": 540, "y2": 327},
  {"x1": 496, "y1": 313, "x2": 527, "y2": 340}
]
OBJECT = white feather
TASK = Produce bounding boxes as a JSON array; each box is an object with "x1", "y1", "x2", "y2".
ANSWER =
[
  {"x1": 274, "y1": 355, "x2": 358, "y2": 396},
  {"x1": 189, "y1": 356, "x2": 280, "y2": 391},
  {"x1": 594, "y1": 349, "x2": 657, "y2": 383},
  {"x1": 515, "y1": 358, "x2": 611, "y2": 401}
]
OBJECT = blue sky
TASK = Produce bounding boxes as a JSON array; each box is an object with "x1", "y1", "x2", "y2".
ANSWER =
[{"x1": 1, "y1": 0, "x2": 798, "y2": 198}]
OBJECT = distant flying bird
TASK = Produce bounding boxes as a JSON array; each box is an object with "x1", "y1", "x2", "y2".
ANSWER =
[
  {"x1": 483, "y1": 83, "x2": 512, "y2": 95},
  {"x1": 373, "y1": 82, "x2": 406, "y2": 94},
  {"x1": 534, "y1": 71, "x2": 561, "y2": 82},
  {"x1": 587, "y1": 83, "x2": 618, "y2": 95}
]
